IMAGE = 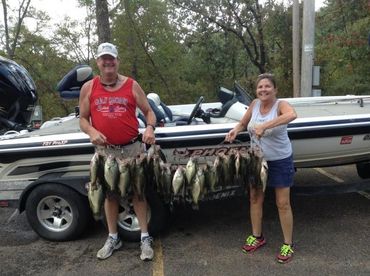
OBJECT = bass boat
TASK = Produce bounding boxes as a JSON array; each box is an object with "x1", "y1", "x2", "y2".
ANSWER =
[{"x1": 1, "y1": 61, "x2": 369, "y2": 242}]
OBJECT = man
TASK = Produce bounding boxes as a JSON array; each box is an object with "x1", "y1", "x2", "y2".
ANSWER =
[{"x1": 79, "y1": 42, "x2": 157, "y2": 261}]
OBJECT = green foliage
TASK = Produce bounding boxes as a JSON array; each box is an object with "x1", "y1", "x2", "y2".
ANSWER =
[
  {"x1": 12, "y1": 29, "x2": 78, "y2": 119},
  {"x1": 315, "y1": 0, "x2": 369, "y2": 95},
  {"x1": 2, "y1": 0, "x2": 369, "y2": 126}
]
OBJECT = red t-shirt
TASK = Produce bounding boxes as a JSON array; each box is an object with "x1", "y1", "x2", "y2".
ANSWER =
[{"x1": 90, "y1": 76, "x2": 139, "y2": 145}]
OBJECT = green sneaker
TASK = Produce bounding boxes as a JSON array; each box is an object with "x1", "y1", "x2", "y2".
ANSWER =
[
  {"x1": 277, "y1": 243, "x2": 294, "y2": 263},
  {"x1": 242, "y1": 235, "x2": 266, "y2": 253}
]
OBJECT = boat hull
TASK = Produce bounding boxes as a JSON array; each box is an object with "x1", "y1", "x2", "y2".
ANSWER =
[{"x1": 1, "y1": 114, "x2": 369, "y2": 171}]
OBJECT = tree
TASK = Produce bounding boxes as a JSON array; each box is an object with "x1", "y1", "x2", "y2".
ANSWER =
[
  {"x1": 170, "y1": 0, "x2": 269, "y2": 74},
  {"x1": 315, "y1": 0, "x2": 369, "y2": 95},
  {"x1": 1, "y1": 0, "x2": 32, "y2": 59},
  {"x1": 112, "y1": 0, "x2": 190, "y2": 102},
  {"x1": 95, "y1": 0, "x2": 111, "y2": 43}
]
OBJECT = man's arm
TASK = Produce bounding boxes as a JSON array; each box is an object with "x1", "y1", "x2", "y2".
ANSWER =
[
  {"x1": 79, "y1": 81, "x2": 107, "y2": 145},
  {"x1": 133, "y1": 81, "x2": 156, "y2": 145}
]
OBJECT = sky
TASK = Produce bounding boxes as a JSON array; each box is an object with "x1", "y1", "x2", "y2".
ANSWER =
[
  {"x1": 32, "y1": 0, "x2": 87, "y2": 23},
  {"x1": 30, "y1": 0, "x2": 326, "y2": 27},
  {"x1": 11, "y1": 0, "x2": 327, "y2": 40},
  {"x1": 27, "y1": 0, "x2": 87, "y2": 33}
]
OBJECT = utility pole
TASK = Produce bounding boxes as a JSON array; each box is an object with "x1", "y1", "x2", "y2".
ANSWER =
[
  {"x1": 292, "y1": 0, "x2": 300, "y2": 97},
  {"x1": 300, "y1": 0, "x2": 315, "y2": 97}
]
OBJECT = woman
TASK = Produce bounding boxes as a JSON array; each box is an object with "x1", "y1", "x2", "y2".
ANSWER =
[{"x1": 225, "y1": 73, "x2": 297, "y2": 264}]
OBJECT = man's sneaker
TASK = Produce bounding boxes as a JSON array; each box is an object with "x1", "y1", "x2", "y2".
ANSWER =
[
  {"x1": 277, "y1": 243, "x2": 294, "y2": 264},
  {"x1": 97, "y1": 236, "x2": 122, "y2": 260},
  {"x1": 140, "y1": 236, "x2": 154, "y2": 261},
  {"x1": 242, "y1": 235, "x2": 266, "y2": 253}
]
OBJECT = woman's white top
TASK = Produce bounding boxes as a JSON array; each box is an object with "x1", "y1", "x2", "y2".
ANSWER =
[{"x1": 247, "y1": 99, "x2": 292, "y2": 161}]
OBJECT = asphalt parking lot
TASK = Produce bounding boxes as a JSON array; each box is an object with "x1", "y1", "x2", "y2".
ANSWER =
[{"x1": 1, "y1": 165, "x2": 369, "y2": 276}]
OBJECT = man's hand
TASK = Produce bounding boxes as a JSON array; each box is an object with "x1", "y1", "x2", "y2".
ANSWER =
[
  {"x1": 88, "y1": 128, "x2": 107, "y2": 145},
  {"x1": 142, "y1": 126, "x2": 155, "y2": 145}
]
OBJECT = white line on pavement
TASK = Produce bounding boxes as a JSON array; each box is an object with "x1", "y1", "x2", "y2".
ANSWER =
[
  {"x1": 314, "y1": 168, "x2": 345, "y2": 183},
  {"x1": 6, "y1": 209, "x2": 19, "y2": 224},
  {"x1": 357, "y1": 191, "x2": 370, "y2": 200}
]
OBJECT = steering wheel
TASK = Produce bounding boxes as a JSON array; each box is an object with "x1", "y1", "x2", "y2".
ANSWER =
[{"x1": 187, "y1": 96, "x2": 204, "y2": 125}]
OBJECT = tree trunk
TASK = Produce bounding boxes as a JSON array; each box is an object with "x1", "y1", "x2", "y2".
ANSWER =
[{"x1": 95, "y1": 0, "x2": 111, "y2": 43}]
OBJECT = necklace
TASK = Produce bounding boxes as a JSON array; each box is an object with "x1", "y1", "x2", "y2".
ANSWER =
[{"x1": 100, "y1": 76, "x2": 119, "y2": 87}]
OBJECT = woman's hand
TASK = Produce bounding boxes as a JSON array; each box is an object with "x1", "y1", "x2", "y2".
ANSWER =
[
  {"x1": 225, "y1": 129, "x2": 237, "y2": 143},
  {"x1": 254, "y1": 124, "x2": 265, "y2": 139}
]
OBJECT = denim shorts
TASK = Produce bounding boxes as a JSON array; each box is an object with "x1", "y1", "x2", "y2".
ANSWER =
[{"x1": 267, "y1": 155, "x2": 295, "y2": 188}]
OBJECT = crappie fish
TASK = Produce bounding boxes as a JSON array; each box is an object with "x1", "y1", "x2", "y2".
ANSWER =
[
  {"x1": 116, "y1": 157, "x2": 132, "y2": 198},
  {"x1": 219, "y1": 153, "x2": 231, "y2": 187},
  {"x1": 191, "y1": 169, "x2": 202, "y2": 209},
  {"x1": 196, "y1": 167, "x2": 206, "y2": 199},
  {"x1": 88, "y1": 182, "x2": 105, "y2": 220},
  {"x1": 212, "y1": 155, "x2": 223, "y2": 188},
  {"x1": 249, "y1": 149, "x2": 266, "y2": 190},
  {"x1": 152, "y1": 155, "x2": 161, "y2": 193},
  {"x1": 147, "y1": 144, "x2": 162, "y2": 159},
  {"x1": 226, "y1": 151, "x2": 236, "y2": 182},
  {"x1": 239, "y1": 151, "x2": 251, "y2": 185},
  {"x1": 161, "y1": 163, "x2": 172, "y2": 203},
  {"x1": 146, "y1": 154, "x2": 154, "y2": 185},
  {"x1": 260, "y1": 159, "x2": 268, "y2": 192},
  {"x1": 172, "y1": 166, "x2": 185, "y2": 195},
  {"x1": 104, "y1": 154, "x2": 119, "y2": 192},
  {"x1": 133, "y1": 154, "x2": 147, "y2": 200},
  {"x1": 185, "y1": 157, "x2": 198, "y2": 184},
  {"x1": 204, "y1": 162, "x2": 217, "y2": 192},
  {"x1": 90, "y1": 152, "x2": 100, "y2": 189},
  {"x1": 248, "y1": 149, "x2": 259, "y2": 187},
  {"x1": 235, "y1": 151, "x2": 242, "y2": 177},
  {"x1": 203, "y1": 163, "x2": 211, "y2": 188}
]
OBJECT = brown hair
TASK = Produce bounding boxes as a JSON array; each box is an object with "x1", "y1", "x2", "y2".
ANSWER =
[{"x1": 256, "y1": 73, "x2": 277, "y2": 88}]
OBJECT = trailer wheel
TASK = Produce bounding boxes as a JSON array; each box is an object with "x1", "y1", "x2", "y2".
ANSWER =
[
  {"x1": 356, "y1": 162, "x2": 370, "y2": 179},
  {"x1": 25, "y1": 184, "x2": 90, "y2": 241},
  {"x1": 103, "y1": 186, "x2": 168, "y2": 242}
]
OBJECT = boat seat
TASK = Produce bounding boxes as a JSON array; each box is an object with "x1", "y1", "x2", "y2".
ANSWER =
[
  {"x1": 57, "y1": 65, "x2": 93, "y2": 99},
  {"x1": 234, "y1": 81, "x2": 253, "y2": 105},
  {"x1": 147, "y1": 92, "x2": 191, "y2": 126},
  {"x1": 219, "y1": 87, "x2": 235, "y2": 105},
  {"x1": 209, "y1": 97, "x2": 238, "y2": 118}
]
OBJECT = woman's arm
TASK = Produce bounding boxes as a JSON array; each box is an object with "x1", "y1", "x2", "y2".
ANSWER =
[
  {"x1": 225, "y1": 100, "x2": 256, "y2": 142},
  {"x1": 254, "y1": 100, "x2": 297, "y2": 138}
]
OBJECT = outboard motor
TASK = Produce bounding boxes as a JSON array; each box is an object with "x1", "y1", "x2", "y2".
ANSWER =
[
  {"x1": 56, "y1": 65, "x2": 93, "y2": 99},
  {"x1": 0, "y1": 56, "x2": 37, "y2": 133}
]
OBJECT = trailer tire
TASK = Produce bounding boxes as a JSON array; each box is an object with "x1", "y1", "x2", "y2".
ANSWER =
[
  {"x1": 103, "y1": 186, "x2": 168, "y2": 242},
  {"x1": 356, "y1": 162, "x2": 370, "y2": 179},
  {"x1": 25, "y1": 184, "x2": 90, "y2": 241}
]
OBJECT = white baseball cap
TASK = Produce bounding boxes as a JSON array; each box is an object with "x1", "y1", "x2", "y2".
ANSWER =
[{"x1": 96, "y1": 42, "x2": 118, "y2": 58}]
